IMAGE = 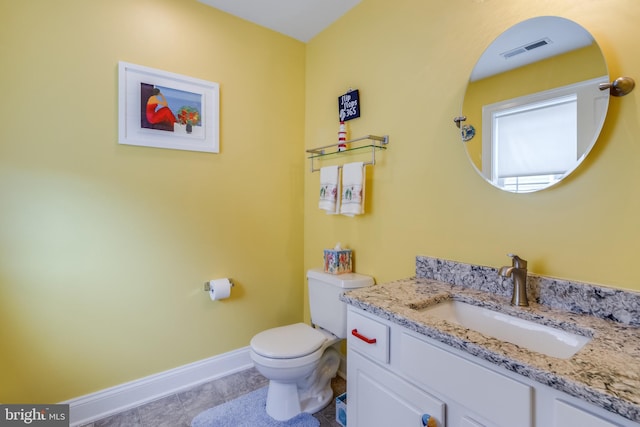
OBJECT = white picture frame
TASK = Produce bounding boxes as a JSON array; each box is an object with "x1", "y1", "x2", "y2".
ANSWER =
[{"x1": 118, "y1": 61, "x2": 219, "y2": 153}]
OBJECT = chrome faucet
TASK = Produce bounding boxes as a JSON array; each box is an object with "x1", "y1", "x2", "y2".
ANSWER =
[{"x1": 498, "y1": 254, "x2": 529, "y2": 307}]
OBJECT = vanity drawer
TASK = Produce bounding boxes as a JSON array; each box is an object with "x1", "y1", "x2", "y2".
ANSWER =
[
  {"x1": 400, "y1": 331, "x2": 532, "y2": 427},
  {"x1": 347, "y1": 309, "x2": 390, "y2": 364}
]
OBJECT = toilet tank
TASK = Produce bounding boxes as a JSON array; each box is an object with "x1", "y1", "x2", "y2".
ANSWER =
[{"x1": 307, "y1": 268, "x2": 374, "y2": 339}]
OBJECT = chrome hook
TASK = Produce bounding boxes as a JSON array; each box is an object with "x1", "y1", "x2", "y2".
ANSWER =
[{"x1": 453, "y1": 116, "x2": 467, "y2": 128}]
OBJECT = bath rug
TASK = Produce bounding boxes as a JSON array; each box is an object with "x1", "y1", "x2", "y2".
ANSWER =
[{"x1": 191, "y1": 386, "x2": 320, "y2": 427}]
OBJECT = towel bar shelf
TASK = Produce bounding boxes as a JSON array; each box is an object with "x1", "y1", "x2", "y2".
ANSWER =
[{"x1": 306, "y1": 134, "x2": 389, "y2": 172}]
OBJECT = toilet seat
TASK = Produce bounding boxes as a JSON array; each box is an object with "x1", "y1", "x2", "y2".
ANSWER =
[
  {"x1": 251, "y1": 345, "x2": 325, "y2": 369},
  {"x1": 250, "y1": 323, "x2": 327, "y2": 359}
]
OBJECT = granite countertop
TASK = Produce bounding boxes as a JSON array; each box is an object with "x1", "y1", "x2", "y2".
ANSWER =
[{"x1": 341, "y1": 276, "x2": 640, "y2": 423}]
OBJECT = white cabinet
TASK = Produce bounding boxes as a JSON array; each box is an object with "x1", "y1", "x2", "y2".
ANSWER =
[
  {"x1": 347, "y1": 306, "x2": 529, "y2": 427},
  {"x1": 346, "y1": 306, "x2": 638, "y2": 427},
  {"x1": 348, "y1": 350, "x2": 445, "y2": 427},
  {"x1": 400, "y1": 332, "x2": 532, "y2": 427}
]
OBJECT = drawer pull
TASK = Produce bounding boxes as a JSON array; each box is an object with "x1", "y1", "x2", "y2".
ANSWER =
[{"x1": 352, "y1": 328, "x2": 377, "y2": 344}]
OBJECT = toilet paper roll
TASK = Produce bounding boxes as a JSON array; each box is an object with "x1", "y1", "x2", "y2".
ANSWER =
[{"x1": 208, "y1": 278, "x2": 232, "y2": 301}]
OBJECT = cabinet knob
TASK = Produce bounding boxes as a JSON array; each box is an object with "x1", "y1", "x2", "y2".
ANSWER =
[
  {"x1": 351, "y1": 328, "x2": 377, "y2": 344},
  {"x1": 422, "y1": 413, "x2": 436, "y2": 427}
]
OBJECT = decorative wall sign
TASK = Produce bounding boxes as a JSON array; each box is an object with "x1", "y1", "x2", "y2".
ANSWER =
[
  {"x1": 118, "y1": 62, "x2": 219, "y2": 153},
  {"x1": 338, "y1": 89, "x2": 360, "y2": 122}
]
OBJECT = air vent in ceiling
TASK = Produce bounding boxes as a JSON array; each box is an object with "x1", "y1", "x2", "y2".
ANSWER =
[{"x1": 501, "y1": 38, "x2": 552, "y2": 59}]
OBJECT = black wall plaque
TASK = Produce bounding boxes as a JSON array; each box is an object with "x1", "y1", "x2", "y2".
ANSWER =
[{"x1": 338, "y1": 89, "x2": 360, "y2": 121}]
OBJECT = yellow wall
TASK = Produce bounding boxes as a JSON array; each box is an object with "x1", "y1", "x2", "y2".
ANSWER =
[
  {"x1": 304, "y1": 0, "x2": 640, "y2": 323},
  {"x1": 0, "y1": 0, "x2": 305, "y2": 402},
  {"x1": 4, "y1": 0, "x2": 640, "y2": 406}
]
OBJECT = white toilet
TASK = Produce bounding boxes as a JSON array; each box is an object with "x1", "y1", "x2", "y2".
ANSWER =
[{"x1": 249, "y1": 268, "x2": 374, "y2": 421}]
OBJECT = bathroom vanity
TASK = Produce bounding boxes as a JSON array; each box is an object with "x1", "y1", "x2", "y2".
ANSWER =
[
  {"x1": 342, "y1": 256, "x2": 640, "y2": 427},
  {"x1": 340, "y1": 13, "x2": 640, "y2": 427}
]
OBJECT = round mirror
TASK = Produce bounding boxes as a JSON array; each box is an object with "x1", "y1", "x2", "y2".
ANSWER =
[{"x1": 460, "y1": 16, "x2": 609, "y2": 193}]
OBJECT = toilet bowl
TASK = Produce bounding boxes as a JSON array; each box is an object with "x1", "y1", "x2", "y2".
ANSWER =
[
  {"x1": 249, "y1": 269, "x2": 374, "y2": 421},
  {"x1": 250, "y1": 323, "x2": 340, "y2": 421}
]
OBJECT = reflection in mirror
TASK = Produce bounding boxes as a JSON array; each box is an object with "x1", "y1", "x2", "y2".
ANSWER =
[{"x1": 461, "y1": 16, "x2": 609, "y2": 193}]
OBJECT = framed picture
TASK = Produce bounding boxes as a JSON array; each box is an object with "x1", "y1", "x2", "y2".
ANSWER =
[{"x1": 118, "y1": 61, "x2": 219, "y2": 153}]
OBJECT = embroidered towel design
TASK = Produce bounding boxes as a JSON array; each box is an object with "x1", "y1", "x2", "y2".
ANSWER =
[
  {"x1": 319, "y1": 165, "x2": 340, "y2": 214},
  {"x1": 340, "y1": 162, "x2": 365, "y2": 217}
]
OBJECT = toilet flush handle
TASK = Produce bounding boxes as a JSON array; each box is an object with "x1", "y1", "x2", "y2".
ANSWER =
[{"x1": 351, "y1": 329, "x2": 377, "y2": 344}]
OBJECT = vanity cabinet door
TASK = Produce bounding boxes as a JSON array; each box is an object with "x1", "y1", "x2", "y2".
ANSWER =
[
  {"x1": 553, "y1": 400, "x2": 621, "y2": 427},
  {"x1": 347, "y1": 350, "x2": 446, "y2": 427},
  {"x1": 460, "y1": 417, "x2": 486, "y2": 427},
  {"x1": 399, "y1": 331, "x2": 533, "y2": 427}
]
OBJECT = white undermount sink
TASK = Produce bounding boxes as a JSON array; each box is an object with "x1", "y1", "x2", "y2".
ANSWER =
[{"x1": 421, "y1": 300, "x2": 591, "y2": 359}]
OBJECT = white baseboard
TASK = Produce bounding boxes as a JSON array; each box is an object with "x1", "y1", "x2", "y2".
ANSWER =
[{"x1": 64, "y1": 347, "x2": 252, "y2": 426}]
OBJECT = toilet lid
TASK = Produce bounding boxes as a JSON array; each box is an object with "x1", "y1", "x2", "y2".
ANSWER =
[{"x1": 250, "y1": 323, "x2": 327, "y2": 359}]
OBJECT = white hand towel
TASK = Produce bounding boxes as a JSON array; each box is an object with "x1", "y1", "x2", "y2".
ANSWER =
[
  {"x1": 319, "y1": 165, "x2": 340, "y2": 214},
  {"x1": 340, "y1": 162, "x2": 365, "y2": 217}
]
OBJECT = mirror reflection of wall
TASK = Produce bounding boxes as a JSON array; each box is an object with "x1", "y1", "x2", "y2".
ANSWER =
[{"x1": 460, "y1": 16, "x2": 609, "y2": 193}]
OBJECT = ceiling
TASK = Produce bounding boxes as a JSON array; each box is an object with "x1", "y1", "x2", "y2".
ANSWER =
[
  {"x1": 197, "y1": 0, "x2": 362, "y2": 42},
  {"x1": 470, "y1": 16, "x2": 595, "y2": 81},
  {"x1": 195, "y1": 6, "x2": 596, "y2": 81}
]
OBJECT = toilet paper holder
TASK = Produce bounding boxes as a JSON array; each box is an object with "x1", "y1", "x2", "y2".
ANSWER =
[{"x1": 203, "y1": 279, "x2": 234, "y2": 291}]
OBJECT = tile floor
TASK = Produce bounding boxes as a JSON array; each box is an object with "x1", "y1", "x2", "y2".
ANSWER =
[{"x1": 80, "y1": 367, "x2": 346, "y2": 427}]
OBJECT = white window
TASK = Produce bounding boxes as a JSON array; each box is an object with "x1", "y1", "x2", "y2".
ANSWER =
[
  {"x1": 482, "y1": 76, "x2": 608, "y2": 193},
  {"x1": 493, "y1": 94, "x2": 577, "y2": 191}
]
